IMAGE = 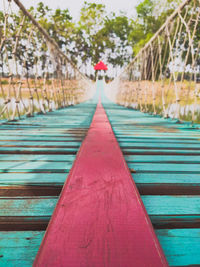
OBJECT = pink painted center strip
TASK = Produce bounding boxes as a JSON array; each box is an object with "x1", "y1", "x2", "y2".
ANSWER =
[{"x1": 34, "y1": 100, "x2": 168, "y2": 267}]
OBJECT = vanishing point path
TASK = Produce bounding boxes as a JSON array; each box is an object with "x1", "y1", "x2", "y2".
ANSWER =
[{"x1": 0, "y1": 81, "x2": 200, "y2": 266}]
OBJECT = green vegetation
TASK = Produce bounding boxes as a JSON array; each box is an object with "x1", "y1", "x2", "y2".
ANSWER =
[
  {"x1": 0, "y1": 0, "x2": 181, "y2": 76},
  {"x1": 0, "y1": 80, "x2": 8, "y2": 85}
]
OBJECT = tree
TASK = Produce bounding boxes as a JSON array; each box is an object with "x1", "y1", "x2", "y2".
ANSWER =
[
  {"x1": 128, "y1": 0, "x2": 181, "y2": 55},
  {"x1": 104, "y1": 13, "x2": 133, "y2": 68},
  {"x1": 77, "y1": 2, "x2": 107, "y2": 67}
]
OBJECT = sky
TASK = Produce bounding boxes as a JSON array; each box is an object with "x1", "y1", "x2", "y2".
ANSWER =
[{"x1": 17, "y1": 0, "x2": 140, "y2": 20}]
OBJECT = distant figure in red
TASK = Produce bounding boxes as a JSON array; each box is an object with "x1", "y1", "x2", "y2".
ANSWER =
[{"x1": 94, "y1": 61, "x2": 108, "y2": 80}]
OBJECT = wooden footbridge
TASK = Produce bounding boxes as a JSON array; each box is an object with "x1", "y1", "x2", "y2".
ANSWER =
[{"x1": 0, "y1": 0, "x2": 200, "y2": 266}]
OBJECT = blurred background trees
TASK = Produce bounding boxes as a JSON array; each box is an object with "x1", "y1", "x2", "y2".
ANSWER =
[{"x1": 0, "y1": 0, "x2": 181, "y2": 79}]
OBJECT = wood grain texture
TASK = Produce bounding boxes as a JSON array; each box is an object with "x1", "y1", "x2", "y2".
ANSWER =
[
  {"x1": 0, "y1": 196, "x2": 57, "y2": 216},
  {"x1": 1, "y1": 229, "x2": 200, "y2": 267},
  {"x1": 156, "y1": 229, "x2": 200, "y2": 266},
  {"x1": 0, "y1": 231, "x2": 44, "y2": 267},
  {"x1": 34, "y1": 99, "x2": 168, "y2": 267}
]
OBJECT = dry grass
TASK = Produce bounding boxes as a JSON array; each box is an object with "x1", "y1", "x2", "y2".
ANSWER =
[
  {"x1": 0, "y1": 78, "x2": 83, "y2": 98},
  {"x1": 117, "y1": 80, "x2": 200, "y2": 105},
  {"x1": 0, "y1": 78, "x2": 88, "y2": 120},
  {"x1": 116, "y1": 80, "x2": 200, "y2": 123}
]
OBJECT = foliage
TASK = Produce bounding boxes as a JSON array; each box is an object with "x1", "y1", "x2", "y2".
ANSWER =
[
  {"x1": 0, "y1": 0, "x2": 182, "y2": 77},
  {"x1": 129, "y1": 0, "x2": 180, "y2": 56}
]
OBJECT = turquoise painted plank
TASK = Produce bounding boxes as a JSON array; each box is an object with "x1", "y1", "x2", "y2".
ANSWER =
[
  {"x1": 141, "y1": 196, "x2": 200, "y2": 215},
  {"x1": 118, "y1": 138, "x2": 200, "y2": 144},
  {"x1": 116, "y1": 133, "x2": 200, "y2": 137},
  {"x1": 0, "y1": 170, "x2": 68, "y2": 173},
  {"x1": 122, "y1": 148, "x2": 200, "y2": 154},
  {"x1": 0, "y1": 231, "x2": 44, "y2": 267},
  {"x1": 0, "y1": 138, "x2": 83, "y2": 143},
  {"x1": 0, "y1": 161, "x2": 73, "y2": 170},
  {"x1": 0, "y1": 155, "x2": 76, "y2": 162},
  {"x1": 0, "y1": 173, "x2": 67, "y2": 186},
  {"x1": 1, "y1": 123, "x2": 89, "y2": 128},
  {"x1": 2, "y1": 122, "x2": 91, "y2": 128},
  {"x1": 0, "y1": 131, "x2": 86, "y2": 135},
  {"x1": 3, "y1": 117, "x2": 92, "y2": 124},
  {"x1": 128, "y1": 163, "x2": 200, "y2": 172},
  {"x1": 156, "y1": 229, "x2": 200, "y2": 266},
  {"x1": 113, "y1": 129, "x2": 193, "y2": 134},
  {"x1": 111, "y1": 126, "x2": 199, "y2": 132},
  {"x1": 116, "y1": 134, "x2": 200, "y2": 139},
  {"x1": 119, "y1": 142, "x2": 200, "y2": 149},
  {"x1": 113, "y1": 127, "x2": 199, "y2": 132},
  {"x1": 109, "y1": 120, "x2": 195, "y2": 126},
  {"x1": 1, "y1": 124, "x2": 87, "y2": 129},
  {"x1": 125, "y1": 155, "x2": 200, "y2": 163},
  {"x1": 0, "y1": 141, "x2": 81, "y2": 146},
  {"x1": 132, "y1": 173, "x2": 200, "y2": 184},
  {"x1": 0, "y1": 196, "x2": 58, "y2": 216},
  {"x1": 0, "y1": 147, "x2": 78, "y2": 152}
]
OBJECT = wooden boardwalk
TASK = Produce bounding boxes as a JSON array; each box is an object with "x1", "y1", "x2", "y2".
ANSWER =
[
  {"x1": 34, "y1": 99, "x2": 167, "y2": 266},
  {"x1": 0, "y1": 82, "x2": 200, "y2": 266}
]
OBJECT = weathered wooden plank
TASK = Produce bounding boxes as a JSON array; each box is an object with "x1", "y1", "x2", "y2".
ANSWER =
[
  {"x1": 120, "y1": 135, "x2": 200, "y2": 139},
  {"x1": 0, "y1": 170, "x2": 68, "y2": 173},
  {"x1": 123, "y1": 149, "x2": 200, "y2": 155},
  {"x1": 0, "y1": 173, "x2": 67, "y2": 186},
  {"x1": 132, "y1": 173, "x2": 200, "y2": 184},
  {"x1": 108, "y1": 126, "x2": 184, "y2": 132},
  {"x1": 114, "y1": 130, "x2": 200, "y2": 135},
  {"x1": 0, "y1": 125, "x2": 88, "y2": 131},
  {"x1": 142, "y1": 196, "x2": 200, "y2": 215},
  {"x1": 156, "y1": 229, "x2": 200, "y2": 266},
  {"x1": 128, "y1": 163, "x2": 200, "y2": 172},
  {"x1": 0, "y1": 161, "x2": 73, "y2": 170},
  {"x1": 115, "y1": 132, "x2": 200, "y2": 136},
  {"x1": 0, "y1": 196, "x2": 57, "y2": 216},
  {"x1": 118, "y1": 138, "x2": 200, "y2": 144},
  {"x1": 119, "y1": 142, "x2": 200, "y2": 149},
  {"x1": 0, "y1": 132, "x2": 86, "y2": 136},
  {"x1": 0, "y1": 148, "x2": 78, "y2": 154},
  {"x1": 125, "y1": 155, "x2": 200, "y2": 163},
  {"x1": 0, "y1": 141, "x2": 81, "y2": 146},
  {"x1": 0, "y1": 136, "x2": 82, "y2": 141},
  {"x1": 0, "y1": 231, "x2": 44, "y2": 267},
  {"x1": 0, "y1": 154, "x2": 76, "y2": 162},
  {"x1": 0, "y1": 146, "x2": 79, "y2": 151},
  {"x1": 0, "y1": 193, "x2": 57, "y2": 228}
]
